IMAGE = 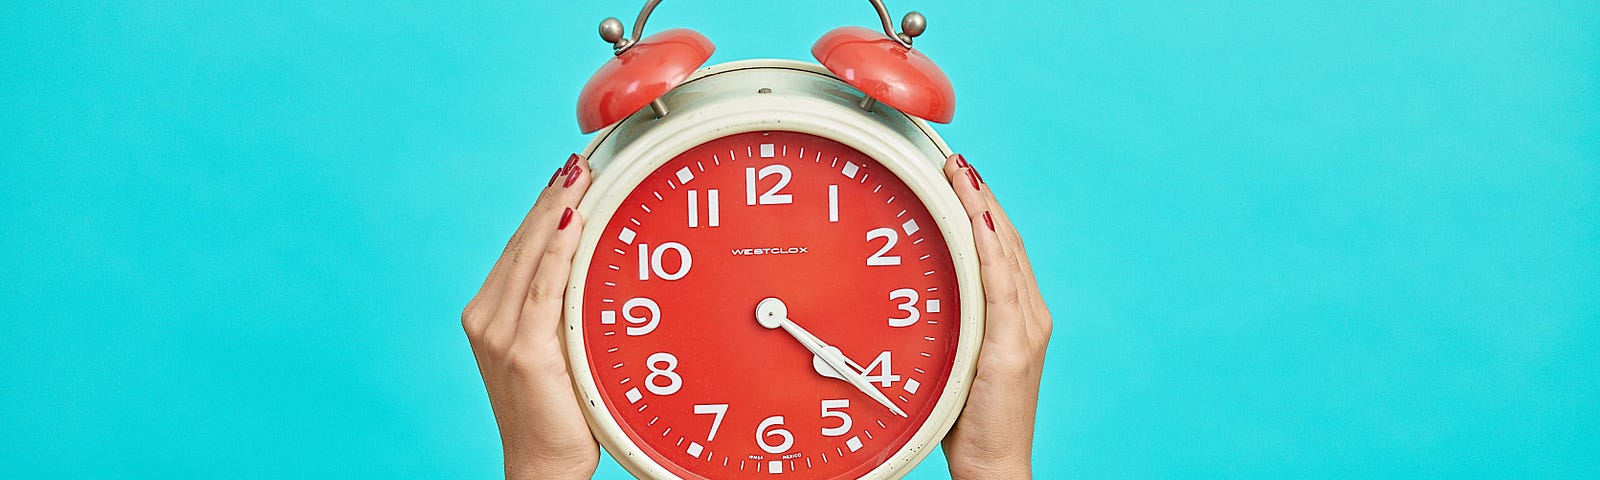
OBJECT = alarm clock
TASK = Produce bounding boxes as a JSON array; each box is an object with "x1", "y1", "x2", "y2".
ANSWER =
[{"x1": 562, "y1": 1, "x2": 983, "y2": 478}]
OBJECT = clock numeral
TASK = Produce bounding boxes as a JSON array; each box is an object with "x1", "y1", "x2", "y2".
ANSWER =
[
  {"x1": 866, "y1": 227, "x2": 901, "y2": 266},
  {"x1": 645, "y1": 352, "x2": 682, "y2": 396},
  {"x1": 862, "y1": 351, "x2": 900, "y2": 387},
  {"x1": 820, "y1": 399, "x2": 852, "y2": 437},
  {"x1": 621, "y1": 297, "x2": 660, "y2": 336},
  {"x1": 746, "y1": 164, "x2": 793, "y2": 205},
  {"x1": 756, "y1": 415, "x2": 795, "y2": 454},
  {"x1": 693, "y1": 403, "x2": 728, "y2": 441},
  {"x1": 828, "y1": 184, "x2": 840, "y2": 222},
  {"x1": 687, "y1": 189, "x2": 720, "y2": 228},
  {"x1": 638, "y1": 242, "x2": 692, "y2": 281},
  {"x1": 888, "y1": 288, "x2": 920, "y2": 327}
]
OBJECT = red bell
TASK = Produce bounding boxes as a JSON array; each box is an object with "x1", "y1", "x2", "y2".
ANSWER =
[
  {"x1": 577, "y1": 28, "x2": 715, "y2": 134},
  {"x1": 811, "y1": 26, "x2": 955, "y2": 123}
]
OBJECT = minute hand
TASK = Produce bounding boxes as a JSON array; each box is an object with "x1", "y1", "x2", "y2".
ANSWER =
[{"x1": 757, "y1": 298, "x2": 908, "y2": 418}]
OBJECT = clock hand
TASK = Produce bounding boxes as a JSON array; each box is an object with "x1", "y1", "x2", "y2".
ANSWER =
[
  {"x1": 756, "y1": 297, "x2": 909, "y2": 418},
  {"x1": 812, "y1": 346, "x2": 867, "y2": 381}
]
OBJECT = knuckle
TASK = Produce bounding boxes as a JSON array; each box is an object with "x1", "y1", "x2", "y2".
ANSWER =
[
  {"x1": 503, "y1": 341, "x2": 564, "y2": 376},
  {"x1": 460, "y1": 302, "x2": 487, "y2": 336},
  {"x1": 544, "y1": 239, "x2": 571, "y2": 260},
  {"x1": 991, "y1": 288, "x2": 1022, "y2": 307},
  {"x1": 526, "y1": 279, "x2": 562, "y2": 305}
]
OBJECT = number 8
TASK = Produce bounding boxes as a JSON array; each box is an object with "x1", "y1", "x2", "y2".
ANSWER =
[{"x1": 645, "y1": 352, "x2": 682, "y2": 395}]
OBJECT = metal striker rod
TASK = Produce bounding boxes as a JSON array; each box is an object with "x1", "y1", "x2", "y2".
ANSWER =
[{"x1": 858, "y1": 96, "x2": 877, "y2": 111}]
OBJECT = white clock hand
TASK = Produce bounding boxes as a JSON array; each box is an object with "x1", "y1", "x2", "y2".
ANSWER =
[
  {"x1": 756, "y1": 297, "x2": 909, "y2": 418},
  {"x1": 812, "y1": 345, "x2": 867, "y2": 380}
]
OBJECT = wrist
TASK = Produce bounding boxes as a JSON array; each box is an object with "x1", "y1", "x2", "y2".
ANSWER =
[
  {"x1": 505, "y1": 458, "x2": 597, "y2": 480},
  {"x1": 947, "y1": 454, "x2": 1031, "y2": 480},
  {"x1": 503, "y1": 444, "x2": 599, "y2": 480}
]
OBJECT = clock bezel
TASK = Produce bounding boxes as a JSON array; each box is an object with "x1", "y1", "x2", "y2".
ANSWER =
[{"x1": 564, "y1": 59, "x2": 984, "y2": 480}]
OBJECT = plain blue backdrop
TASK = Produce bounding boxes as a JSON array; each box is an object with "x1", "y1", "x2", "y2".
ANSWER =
[{"x1": 2, "y1": 1, "x2": 1596, "y2": 478}]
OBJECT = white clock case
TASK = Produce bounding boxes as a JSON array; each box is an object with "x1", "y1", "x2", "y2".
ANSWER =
[{"x1": 564, "y1": 59, "x2": 984, "y2": 480}]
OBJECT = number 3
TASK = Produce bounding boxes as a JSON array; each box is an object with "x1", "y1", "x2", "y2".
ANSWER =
[{"x1": 888, "y1": 288, "x2": 919, "y2": 327}]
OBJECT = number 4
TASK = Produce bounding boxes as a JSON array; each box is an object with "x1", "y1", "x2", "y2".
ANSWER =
[{"x1": 861, "y1": 351, "x2": 900, "y2": 387}]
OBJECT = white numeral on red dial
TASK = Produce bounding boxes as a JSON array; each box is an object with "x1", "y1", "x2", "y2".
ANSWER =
[
  {"x1": 828, "y1": 184, "x2": 840, "y2": 222},
  {"x1": 687, "y1": 189, "x2": 720, "y2": 228},
  {"x1": 888, "y1": 288, "x2": 920, "y2": 327},
  {"x1": 622, "y1": 297, "x2": 660, "y2": 336},
  {"x1": 756, "y1": 415, "x2": 795, "y2": 454},
  {"x1": 820, "y1": 399, "x2": 852, "y2": 437},
  {"x1": 637, "y1": 242, "x2": 692, "y2": 281},
  {"x1": 693, "y1": 403, "x2": 728, "y2": 441},
  {"x1": 862, "y1": 351, "x2": 900, "y2": 387},
  {"x1": 866, "y1": 227, "x2": 901, "y2": 266},
  {"x1": 746, "y1": 165, "x2": 793, "y2": 205},
  {"x1": 645, "y1": 352, "x2": 682, "y2": 395}
]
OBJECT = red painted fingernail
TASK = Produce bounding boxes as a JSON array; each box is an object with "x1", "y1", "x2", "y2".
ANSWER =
[
  {"x1": 954, "y1": 154, "x2": 969, "y2": 169},
  {"x1": 983, "y1": 211, "x2": 995, "y2": 231},
  {"x1": 563, "y1": 165, "x2": 582, "y2": 188},
  {"x1": 965, "y1": 167, "x2": 981, "y2": 191},
  {"x1": 558, "y1": 207, "x2": 574, "y2": 230},
  {"x1": 546, "y1": 167, "x2": 562, "y2": 187},
  {"x1": 563, "y1": 153, "x2": 580, "y2": 174},
  {"x1": 971, "y1": 164, "x2": 985, "y2": 184}
]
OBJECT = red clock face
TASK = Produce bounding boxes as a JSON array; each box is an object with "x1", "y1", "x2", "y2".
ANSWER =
[{"x1": 581, "y1": 131, "x2": 961, "y2": 479}]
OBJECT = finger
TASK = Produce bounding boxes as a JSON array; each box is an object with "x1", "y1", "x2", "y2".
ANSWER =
[
  {"x1": 978, "y1": 179, "x2": 1037, "y2": 284},
  {"x1": 966, "y1": 162, "x2": 1049, "y2": 337},
  {"x1": 486, "y1": 156, "x2": 593, "y2": 340},
  {"x1": 965, "y1": 160, "x2": 1050, "y2": 339},
  {"x1": 476, "y1": 154, "x2": 582, "y2": 307},
  {"x1": 944, "y1": 155, "x2": 1025, "y2": 344},
  {"x1": 518, "y1": 207, "x2": 585, "y2": 345},
  {"x1": 942, "y1": 154, "x2": 988, "y2": 220},
  {"x1": 944, "y1": 154, "x2": 1023, "y2": 283},
  {"x1": 466, "y1": 155, "x2": 582, "y2": 337}
]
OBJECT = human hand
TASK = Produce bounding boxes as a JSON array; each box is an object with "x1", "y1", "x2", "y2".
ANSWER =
[
  {"x1": 940, "y1": 154, "x2": 1053, "y2": 479},
  {"x1": 461, "y1": 154, "x2": 598, "y2": 480}
]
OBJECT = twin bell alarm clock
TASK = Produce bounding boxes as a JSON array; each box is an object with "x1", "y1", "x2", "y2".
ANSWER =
[{"x1": 562, "y1": 1, "x2": 984, "y2": 478}]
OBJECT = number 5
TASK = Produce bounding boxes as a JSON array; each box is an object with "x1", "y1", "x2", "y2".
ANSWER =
[{"x1": 820, "y1": 399, "x2": 851, "y2": 437}]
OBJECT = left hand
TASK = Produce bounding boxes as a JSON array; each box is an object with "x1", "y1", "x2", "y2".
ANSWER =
[{"x1": 461, "y1": 154, "x2": 599, "y2": 480}]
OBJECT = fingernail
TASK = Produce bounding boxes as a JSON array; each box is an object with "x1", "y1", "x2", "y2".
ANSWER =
[
  {"x1": 971, "y1": 164, "x2": 985, "y2": 184},
  {"x1": 965, "y1": 167, "x2": 981, "y2": 191},
  {"x1": 558, "y1": 207, "x2": 574, "y2": 230},
  {"x1": 954, "y1": 154, "x2": 969, "y2": 169},
  {"x1": 563, "y1": 165, "x2": 582, "y2": 188},
  {"x1": 546, "y1": 167, "x2": 562, "y2": 187},
  {"x1": 983, "y1": 211, "x2": 995, "y2": 231},
  {"x1": 563, "y1": 153, "x2": 580, "y2": 174}
]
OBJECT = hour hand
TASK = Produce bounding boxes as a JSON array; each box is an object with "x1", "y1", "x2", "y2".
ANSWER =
[{"x1": 756, "y1": 297, "x2": 908, "y2": 418}]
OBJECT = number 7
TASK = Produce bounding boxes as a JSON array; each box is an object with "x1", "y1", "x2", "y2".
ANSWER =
[{"x1": 693, "y1": 403, "x2": 729, "y2": 441}]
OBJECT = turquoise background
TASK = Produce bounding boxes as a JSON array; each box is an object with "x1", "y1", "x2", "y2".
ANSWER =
[{"x1": 2, "y1": 0, "x2": 1596, "y2": 478}]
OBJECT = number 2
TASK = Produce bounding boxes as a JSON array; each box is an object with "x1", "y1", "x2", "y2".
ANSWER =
[
  {"x1": 746, "y1": 165, "x2": 793, "y2": 205},
  {"x1": 866, "y1": 227, "x2": 901, "y2": 266}
]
